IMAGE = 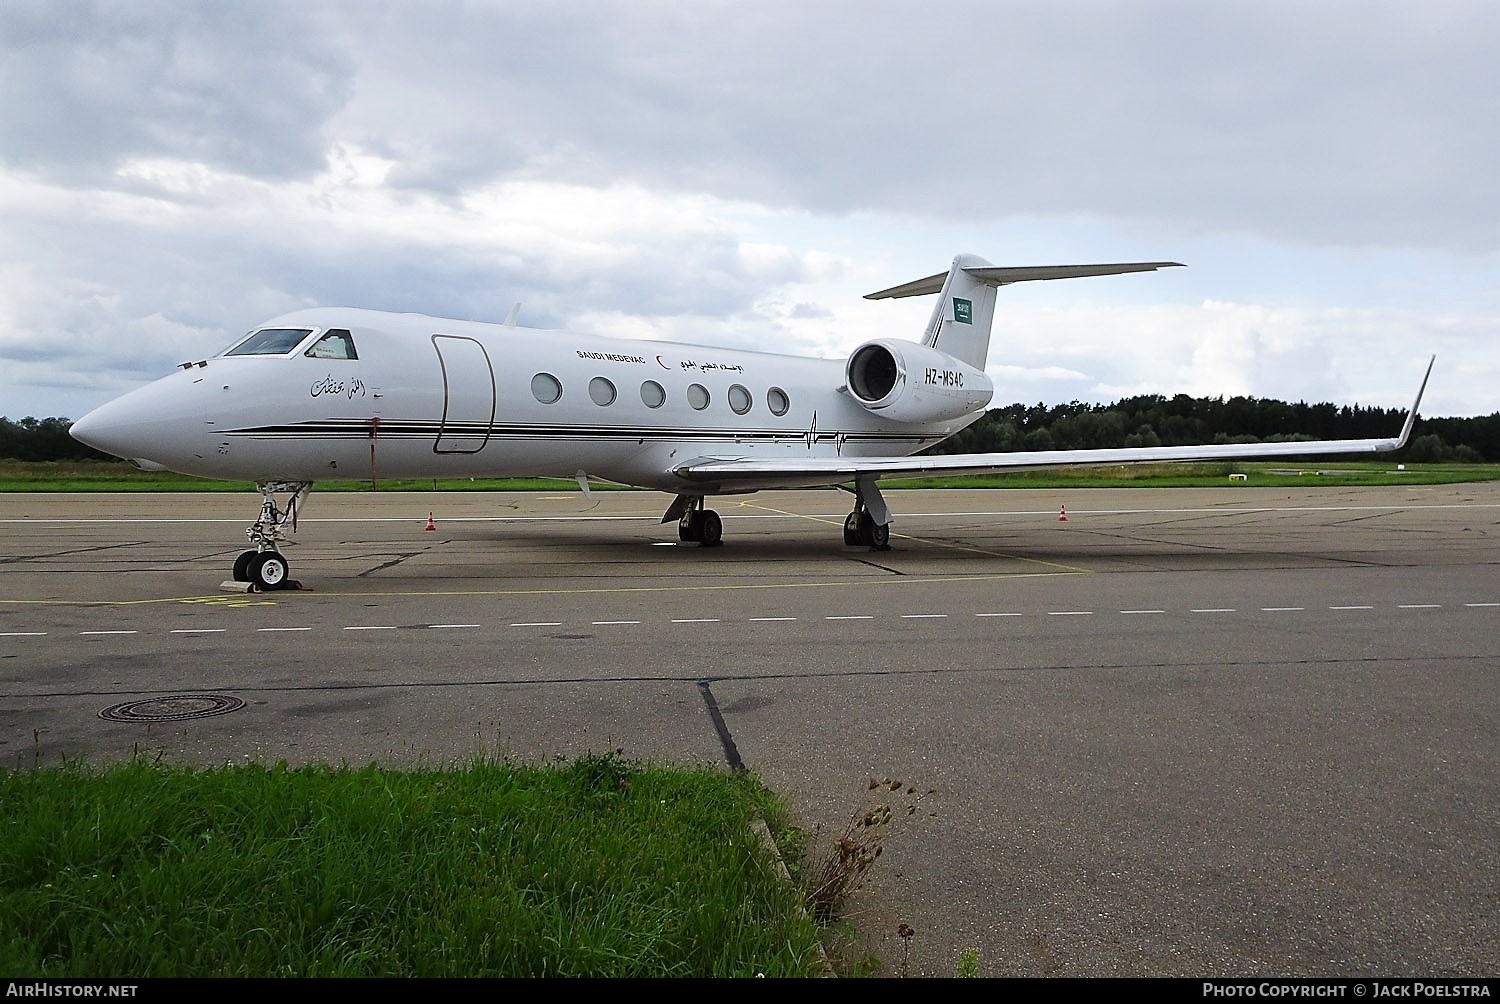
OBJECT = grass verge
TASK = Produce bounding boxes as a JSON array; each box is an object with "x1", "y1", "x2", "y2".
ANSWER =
[{"x1": 1, "y1": 753, "x2": 828, "y2": 978}]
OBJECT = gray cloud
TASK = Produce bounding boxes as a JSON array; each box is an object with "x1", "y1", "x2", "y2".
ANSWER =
[
  {"x1": 0, "y1": 0, "x2": 353, "y2": 184},
  {"x1": 329, "y1": 1, "x2": 1499, "y2": 253}
]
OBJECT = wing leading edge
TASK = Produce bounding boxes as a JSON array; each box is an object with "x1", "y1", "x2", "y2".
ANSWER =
[{"x1": 673, "y1": 356, "x2": 1435, "y2": 492}]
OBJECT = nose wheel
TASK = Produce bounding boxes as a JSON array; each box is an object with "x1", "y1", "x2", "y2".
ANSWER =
[{"x1": 249, "y1": 551, "x2": 289, "y2": 590}]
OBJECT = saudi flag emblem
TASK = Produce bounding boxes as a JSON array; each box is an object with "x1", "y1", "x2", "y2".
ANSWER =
[{"x1": 953, "y1": 297, "x2": 972, "y2": 324}]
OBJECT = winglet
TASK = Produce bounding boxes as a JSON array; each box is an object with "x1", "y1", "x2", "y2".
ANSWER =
[{"x1": 1394, "y1": 355, "x2": 1435, "y2": 449}]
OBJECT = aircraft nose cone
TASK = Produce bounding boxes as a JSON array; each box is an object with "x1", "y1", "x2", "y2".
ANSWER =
[
  {"x1": 68, "y1": 403, "x2": 119, "y2": 454},
  {"x1": 69, "y1": 387, "x2": 181, "y2": 470},
  {"x1": 67, "y1": 407, "x2": 110, "y2": 452}
]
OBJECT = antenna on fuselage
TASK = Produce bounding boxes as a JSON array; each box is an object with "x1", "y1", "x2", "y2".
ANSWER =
[{"x1": 503, "y1": 302, "x2": 521, "y2": 326}]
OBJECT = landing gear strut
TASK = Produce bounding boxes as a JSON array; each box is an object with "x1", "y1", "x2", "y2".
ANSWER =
[
  {"x1": 842, "y1": 476, "x2": 892, "y2": 550},
  {"x1": 232, "y1": 481, "x2": 311, "y2": 590}
]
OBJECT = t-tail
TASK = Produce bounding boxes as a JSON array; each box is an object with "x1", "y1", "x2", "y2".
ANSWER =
[{"x1": 866, "y1": 254, "x2": 1185, "y2": 369}]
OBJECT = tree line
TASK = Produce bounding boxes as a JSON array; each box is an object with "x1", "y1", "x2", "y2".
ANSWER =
[
  {"x1": 0, "y1": 416, "x2": 112, "y2": 462},
  {"x1": 5, "y1": 399, "x2": 1500, "y2": 464}
]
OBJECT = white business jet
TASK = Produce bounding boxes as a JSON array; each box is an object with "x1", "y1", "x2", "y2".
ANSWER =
[{"x1": 69, "y1": 254, "x2": 1433, "y2": 590}]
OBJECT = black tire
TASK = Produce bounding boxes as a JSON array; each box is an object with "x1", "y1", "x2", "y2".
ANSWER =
[
  {"x1": 250, "y1": 550, "x2": 289, "y2": 591},
  {"x1": 699, "y1": 510, "x2": 723, "y2": 547},
  {"x1": 843, "y1": 511, "x2": 860, "y2": 546},
  {"x1": 869, "y1": 521, "x2": 891, "y2": 550},
  {"x1": 678, "y1": 512, "x2": 700, "y2": 543},
  {"x1": 232, "y1": 550, "x2": 256, "y2": 581}
]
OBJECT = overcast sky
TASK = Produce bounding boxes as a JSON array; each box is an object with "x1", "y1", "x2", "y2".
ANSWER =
[{"x1": 2, "y1": 0, "x2": 1496, "y2": 424}]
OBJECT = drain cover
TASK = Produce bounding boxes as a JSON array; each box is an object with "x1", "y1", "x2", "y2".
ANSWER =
[{"x1": 99, "y1": 694, "x2": 246, "y2": 723}]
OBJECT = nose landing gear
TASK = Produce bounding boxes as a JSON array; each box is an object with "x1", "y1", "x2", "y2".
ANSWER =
[{"x1": 231, "y1": 481, "x2": 311, "y2": 590}]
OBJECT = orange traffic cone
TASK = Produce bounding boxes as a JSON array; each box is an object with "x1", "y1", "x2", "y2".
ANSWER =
[
  {"x1": 425, "y1": 511, "x2": 436, "y2": 531},
  {"x1": 1057, "y1": 505, "x2": 1068, "y2": 522}
]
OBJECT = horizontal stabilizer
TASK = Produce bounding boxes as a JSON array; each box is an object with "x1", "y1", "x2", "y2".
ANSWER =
[{"x1": 865, "y1": 261, "x2": 1184, "y2": 300}]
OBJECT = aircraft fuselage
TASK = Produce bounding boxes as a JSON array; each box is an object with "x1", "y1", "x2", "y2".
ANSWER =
[{"x1": 72, "y1": 306, "x2": 979, "y2": 493}]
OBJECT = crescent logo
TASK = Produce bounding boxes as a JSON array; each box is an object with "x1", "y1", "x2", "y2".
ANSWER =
[{"x1": 656, "y1": 355, "x2": 670, "y2": 370}]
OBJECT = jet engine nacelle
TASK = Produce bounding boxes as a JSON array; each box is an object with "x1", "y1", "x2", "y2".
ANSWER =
[{"x1": 844, "y1": 339, "x2": 994, "y2": 424}]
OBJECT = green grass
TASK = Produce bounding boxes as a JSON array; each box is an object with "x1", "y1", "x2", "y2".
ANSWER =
[
  {"x1": 4, "y1": 458, "x2": 1497, "y2": 492},
  {"x1": 0, "y1": 753, "x2": 828, "y2": 978}
]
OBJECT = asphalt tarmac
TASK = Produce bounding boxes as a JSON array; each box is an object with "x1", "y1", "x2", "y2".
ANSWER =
[{"x1": 3, "y1": 483, "x2": 1498, "y2": 977}]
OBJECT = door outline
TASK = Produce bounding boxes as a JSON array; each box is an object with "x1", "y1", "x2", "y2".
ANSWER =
[{"x1": 431, "y1": 334, "x2": 496, "y2": 453}]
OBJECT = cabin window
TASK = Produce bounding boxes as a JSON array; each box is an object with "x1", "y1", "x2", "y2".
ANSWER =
[
  {"x1": 304, "y1": 329, "x2": 357, "y2": 360},
  {"x1": 767, "y1": 387, "x2": 790, "y2": 416},
  {"x1": 728, "y1": 384, "x2": 752, "y2": 415},
  {"x1": 531, "y1": 372, "x2": 562, "y2": 404},
  {"x1": 225, "y1": 328, "x2": 313, "y2": 356},
  {"x1": 589, "y1": 376, "x2": 617, "y2": 406},
  {"x1": 640, "y1": 380, "x2": 666, "y2": 409},
  {"x1": 687, "y1": 383, "x2": 710, "y2": 410}
]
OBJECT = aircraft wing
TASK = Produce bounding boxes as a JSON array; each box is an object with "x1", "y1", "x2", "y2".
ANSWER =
[{"x1": 673, "y1": 356, "x2": 1434, "y2": 490}]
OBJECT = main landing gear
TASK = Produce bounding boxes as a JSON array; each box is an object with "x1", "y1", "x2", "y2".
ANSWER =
[
  {"x1": 661, "y1": 494, "x2": 722, "y2": 546},
  {"x1": 841, "y1": 475, "x2": 892, "y2": 551},
  {"x1": 662, "y1": 477, "x2": 893, "y2": 551},
  {"x1": 232, "y1": 481, "x2": 311, "y2": 590},
  {"x1": 843, "y1": 508, "x2": 890, "y2": 550},
  {"x1": 677, "y1": 498, "x2": 724, "y2": 545}
]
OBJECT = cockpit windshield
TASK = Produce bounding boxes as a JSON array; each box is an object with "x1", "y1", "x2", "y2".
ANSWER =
[{"x1": 225, "y1": 328, "x2": 314, "y2": 356}]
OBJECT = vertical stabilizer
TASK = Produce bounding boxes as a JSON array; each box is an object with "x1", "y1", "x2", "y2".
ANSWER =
[{"x1": 919, "y1": 254, "x2": 1000, "y2": 368}]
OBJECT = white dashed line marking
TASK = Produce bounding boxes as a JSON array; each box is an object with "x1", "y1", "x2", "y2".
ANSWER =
[{"x1": 13, "y1": 596, "x2": 1497, "y2": 641}]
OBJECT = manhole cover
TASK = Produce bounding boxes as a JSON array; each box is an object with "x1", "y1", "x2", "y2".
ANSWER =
[{"x1": 99, "y1": 694, "x2": 246, "y2": 723}]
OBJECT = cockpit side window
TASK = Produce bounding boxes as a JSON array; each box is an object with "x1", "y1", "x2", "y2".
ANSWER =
[
  {"x1": 304, "y1": 329, "x2": 358, "y2": 360},
  {"x1": 225, "y1": 328, "x2": 314, "y2": 356}
]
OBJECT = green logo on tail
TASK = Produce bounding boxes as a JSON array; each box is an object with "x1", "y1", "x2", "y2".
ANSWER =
[{"x1": 953, "y1": 297, "x2": 972, "y2": 324}]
